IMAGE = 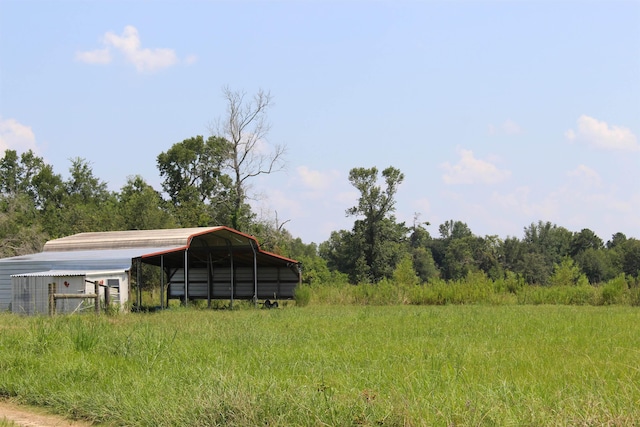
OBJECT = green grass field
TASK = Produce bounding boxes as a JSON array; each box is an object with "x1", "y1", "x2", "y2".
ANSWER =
[{"x1": 0, "y1": 305, "x2": 639, "y2": 426}]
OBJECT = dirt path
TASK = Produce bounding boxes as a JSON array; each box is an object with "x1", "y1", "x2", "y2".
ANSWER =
[{"x1": 0, "y1": 400, "x2": 94, "y2": 427}]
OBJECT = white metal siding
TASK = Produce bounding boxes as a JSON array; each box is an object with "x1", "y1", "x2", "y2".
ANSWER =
[{"x1": 85, "y1": 271, "x2": 129, "y2": 307}]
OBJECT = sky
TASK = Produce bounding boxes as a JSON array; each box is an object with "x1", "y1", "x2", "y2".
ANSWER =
[{"x1": 1, "y1": 0, "x2": 639, "y2": 245}]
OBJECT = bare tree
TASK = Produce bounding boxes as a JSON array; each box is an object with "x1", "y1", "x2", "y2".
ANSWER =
[{"x1": 210, "y1": 87, "x2": 286, "y2": 230}]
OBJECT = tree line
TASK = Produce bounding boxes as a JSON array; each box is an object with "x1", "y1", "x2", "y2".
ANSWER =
[
  {"x1": 2, "y1": 146, "x2": 638, "y2": 288},
  {"x1": 318, "y1": 166, "x2": 640, "y2": 287},
  {"x1": 1, "y1": 89, "x2": 638, "y2": 288}
]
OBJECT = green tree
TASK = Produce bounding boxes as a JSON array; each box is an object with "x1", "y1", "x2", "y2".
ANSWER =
[
  {"x1": 438, "y1": 220, "x2": 472, "y2": 240},
  {"x1": 0, "y1": 149, "x2": 61, "y2": 250},
  {"x1": 549, "y1": 257, "x2": 589, "y2": 287},
  {"x1": 157, "y1": 135, "x2": 232, "y2": 227},
  {"x1": 500, "y1": 236, "x2": 523, "y2": 274},
  {"x1": 319, "y1": 229, "x2": 367, "y2": 283},
  {"x1": 621, "y1": 238, "x2": 640, "y2": 278},
  {"x1": 30, "y1": 162, "x2": 64, "y2": 212},
  {"x1": 517, "y1": 252, "x2": 552, "y2": 285},
  {"x1": 0, "y1": 149, "x2": 62, "y2": 207},
  {"x1": 574, "y1": 247, "x2": 615, "y2": 284},
  {"x1": 442, "y1": 237, "x2": 475, "y2": 280},
  {"x1": 523, "y1": 221, "x2": 572, "y2": 262},
  {"x1": 409, "y1": 215, "x2": 431, "y2": 248},
  {"x1": 0, "y1": 194, "x2": 46, "y2": 257},
  {"x1": 345, "y1": 166, "x2": 407, "y2": 282},
  {"x1": 0, "y1": 149, "x2": 23, "y2": 196},
  {"x1": 50, "y1": 158, "x2": 121, "y2": 236},
  {"x1": 66, "y1": 157, "x2": 109, "y2": 201},
  {"x1": 407, "y1": 216, "x2": 439, "y2": 282},
  {"x1": 606, "y1": 232, "x2": 627, "y2": 249},
  {"x1": 472, "y1": 235, "x2": 504, "y2": 280},
  {"x1": 570, "y1": 228, "x2": 604, "y2": 256},
  {"x1": 411, "y1": 247, "x2": 439, "y2": 282},
  {"x1": 279, "y1": 236, "x2": 344, "y2": 285},
  {"x1": 320, "y1": 230, "x2": 355, "y2": 272},
  {"x1": 518, "y1": 221, "x2": 573, "y2": 285},
  {"x1": 118, "y1": 175, "x2": 176, "y2": 230}
]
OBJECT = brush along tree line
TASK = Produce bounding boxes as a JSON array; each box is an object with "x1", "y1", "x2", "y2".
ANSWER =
[{"x1": 1, "y1": 89, "x2": 639, "y2": 289}]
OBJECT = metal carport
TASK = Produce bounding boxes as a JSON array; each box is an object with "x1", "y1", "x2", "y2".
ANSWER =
[
  {"x1": 0, "y1": 227, "x2": 300, "y2": 312},
  {"x1": 136, "y1": 227, "x2": 301, "y2": 308}
]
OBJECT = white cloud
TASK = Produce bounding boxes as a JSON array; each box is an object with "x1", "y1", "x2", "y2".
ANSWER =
[
  {"x1": 74, "y1": 48, "x2": 111, "y2": 64},
  {"x1": 490, "y1": 186, "x2": 530, "y2": 213},
  {"x1": 0, "y1": 118, "x2": 38, "y2": 153},
  {"x1": 488, "y1": 119, "x2": 523, "y2": 136},
  {"x1": 296, "y1": 166, "x2": 340, "y2": 192},
  {"x1": 565, "y1": 115, "x2": 639, "y2": 151},
  {"x1": 336, "y1": 189, "x2": 358, "y2": 205},
  {"x1": 566, "y1": 164, "x2": 602, "y2": 189},
  {"x1": 502, "y1": 120, "x2": 522, "y2": 135},
  {"x1": 411, "y1": 197, "x2": 431, "y2": 215},
  {"x1": 253, "y1": 169, "x2": 355, "y2": 243},
  {"x1": 254, "y1": 188, "x2": 303, "y2": 218},
  {"x1": 441, "y1": 148, "x2": 511, "y2": 185},
  {"x1": 489, "y1": 165, "x2": 640, "y2": 238},
  {"x1": 76, "y1": 25, "x2": 187, "y2": 73}
]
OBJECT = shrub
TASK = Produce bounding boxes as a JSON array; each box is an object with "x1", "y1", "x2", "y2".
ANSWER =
[
  {"x1": 494, "y1": 271, "x2": 525, "y2": 294},
  {"x1": 549, "y1": 257, "x2": 589, "y2": 287},
  {"x1": 294, "y1": 285, "x2": 311, "y2": 307},
  {"x1": 516, "y1": 285, "x2": 597, "y2": 305},
  {"x1": 392, "y1": 255, "x2": 420, "y2": 287},
  {"x1": 352, "y1": 281, "x2": 399, "y2": 305},
  {"x1": 406, "y1": 272, "x2": 502, "y2": 305},
  {"x1": 629, "y1": 286, "x2": 640, "y2": 306},
  {"x1": 599, "y1": 274, "x2": 629, "y2": 305}
]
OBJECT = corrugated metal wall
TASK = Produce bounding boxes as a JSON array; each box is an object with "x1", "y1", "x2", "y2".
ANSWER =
[
  {"x1": 0, "y1": 261, "x2": 53, "y2": 311},
  {"x1": 12, "y1": 276, "x2": 85, "y2": 315},
  {"x1": 168, "y1": 266, "x2": 298, "y2": 300},
  {"x1": 0, "y1": 258, "x2": 132, "y2": 311}
]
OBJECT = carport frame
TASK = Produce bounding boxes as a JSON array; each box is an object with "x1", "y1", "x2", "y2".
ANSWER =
[{"x1": 135, "y1": 227, "x2": 300, "y2": 308}]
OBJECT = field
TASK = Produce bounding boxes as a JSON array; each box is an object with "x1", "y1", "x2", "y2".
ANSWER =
[{"x1": 0, "y1": 305, "x2": 639, "y2": 426}]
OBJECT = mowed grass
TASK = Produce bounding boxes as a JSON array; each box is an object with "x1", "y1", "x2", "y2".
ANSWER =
[{"x1": 0, "y1": 305, "x2": 639, "y2": 426}]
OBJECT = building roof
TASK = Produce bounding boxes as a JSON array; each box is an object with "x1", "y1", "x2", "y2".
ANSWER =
[
  {"x1": 43, "y1": 227, "x2": 224, "y2": 252},
  {"x1": 33, "y1": 226, "x2": 299, "y2": 268},
  {"x1": 11, "y1": 269, "x2": 127, "y2": 278},
  {"x1": 0, "y1": 247, "x2": 178, "y2": 265}
]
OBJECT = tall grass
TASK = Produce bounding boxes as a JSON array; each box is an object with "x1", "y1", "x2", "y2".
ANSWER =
[
  {"x1": 1, "y1": 305, "x2": 639, "y2": 425},
  {"x1": 304, "y1": 272, "x2": 640, "y2": 307}
]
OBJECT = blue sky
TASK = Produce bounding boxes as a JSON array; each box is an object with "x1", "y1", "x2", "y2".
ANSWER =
[{"x1": 1, "y1": 0, "x2": 639, "y2": 244}]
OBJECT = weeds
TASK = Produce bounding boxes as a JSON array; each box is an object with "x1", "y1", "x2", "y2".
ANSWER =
[
  {"x1": 0, "y1": 418, "x2": 17, "y2": 427},
  {"x1": 305, "y1": 271, "x2": 640, "y2": 307},
  {"x1": 0, "y1": 306, "x2": 638, "y2": 426},
  {"x1": 69, "y1": 317, "x2": 101, "y2": 352}
]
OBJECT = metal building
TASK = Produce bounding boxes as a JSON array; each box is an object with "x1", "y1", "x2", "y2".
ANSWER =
[
  {"x1": 11, "y1": 270, "x2": 128, "y2": 315},
  {"x1": 0, "y1": 227, "x2": 301, "y2": 313}
]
